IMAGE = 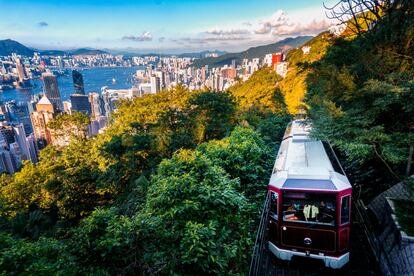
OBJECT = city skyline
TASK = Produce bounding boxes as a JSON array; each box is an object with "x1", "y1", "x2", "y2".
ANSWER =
[{"x1": 0, "y1": 0, "x2": 337, "y2": 53}]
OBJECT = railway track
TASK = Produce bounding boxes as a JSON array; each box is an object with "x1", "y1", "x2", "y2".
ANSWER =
[{"x1": 249, "y1": 199, "x2": 380, "y2": 275}]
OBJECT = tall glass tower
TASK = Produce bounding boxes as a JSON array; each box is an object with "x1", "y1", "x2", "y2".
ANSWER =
[
  {"x1": 72, "y1": 70, "x2": 85, "y2": 95},
  {"x1": 42, "y1": 72, "x2": 62, "y2": 111}
]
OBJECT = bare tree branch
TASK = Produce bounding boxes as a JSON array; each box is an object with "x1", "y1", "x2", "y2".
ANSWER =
[{"x1": 324, "y1": 0, "x2": 388, "y2": 35}]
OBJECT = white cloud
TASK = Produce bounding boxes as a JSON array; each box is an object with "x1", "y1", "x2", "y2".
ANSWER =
[
  {"x1": 122, "y1": 31, "x2": 153, "y2": 42},
  {"x1": 205, "y1": 28, "x2": 250, "y2": 36},
  {"x1": 168, "y1": 7, "x2": 332, "y2": 49},
  {"x1": 255, "y1": 9, "x2": 332, "y2": 36}
]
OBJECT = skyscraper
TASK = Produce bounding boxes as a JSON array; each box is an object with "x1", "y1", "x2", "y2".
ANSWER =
[
  {"x1": 150, "y1": 76, "x2": 160, "y2": 94},
  {"x1": 70, "y1": 94, "x2": 91, "y2": 115},
  {"x1": 89, "y1": 92, "x2": 105, "y2": 119},
  {"x1": 13, "y1": 123, "x2": 32, "y2": 162},
  {"x1": 0, "y1": 150, "x2": 17, "y2": 174},
  {"x1": 72, "y1": 70, "x2": 85, "y2": 95},
  {"x1": 26, "y1": 133, "x2": 38, "y2": 163},
  {"x1": 42, "y1": 72, "x2": 63, "y2": 111},
  {"x1": 15, "y1": 57, "x2": 28, "y2": 81},
  {"x1": 30, "y1": 95, "x2": 55, "y2": 149}
]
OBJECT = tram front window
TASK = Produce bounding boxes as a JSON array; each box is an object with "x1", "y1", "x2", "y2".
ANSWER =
[{"x1": 282, "y1": 191, "x2": 336, "y2": 226}]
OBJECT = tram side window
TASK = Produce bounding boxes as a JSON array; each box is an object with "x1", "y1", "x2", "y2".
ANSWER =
[
  {"x1": 270, "y1": 192, "x2": 278, "y2": 220},
  {"x1": 340, "y1": 195, "x2": 350, "y2": 225}
]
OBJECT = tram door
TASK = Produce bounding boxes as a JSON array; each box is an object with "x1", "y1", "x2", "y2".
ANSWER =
[
  {"x1": 338, "y1": 194, "x2": 351, "y2": 252},
  {"x1": 268, "y1": 191, "x2": 279, "y2": 244}
]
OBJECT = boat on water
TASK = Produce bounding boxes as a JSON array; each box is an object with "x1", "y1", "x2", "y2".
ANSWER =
[
  {"x1": 112, "y1": 78, "x2": 116, "y2": 84},
  {"x1": 0, "y1": 84, "x2": 13, "y2": 91}
]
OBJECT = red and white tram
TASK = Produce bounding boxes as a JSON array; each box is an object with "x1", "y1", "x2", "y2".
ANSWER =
[{"x1": 267, "y1": 120, "x2": 352, "y2": 269}]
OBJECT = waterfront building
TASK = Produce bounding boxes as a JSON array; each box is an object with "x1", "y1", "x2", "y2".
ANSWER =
[
  {"x1": 15, "y1": 57, "x2": 28, "y2": 81},
  {"x1": 72, "y1": 70, "x2": 85, "y2": 95},
  {"x1": 70, "y1": 94, "x2": 91, "y2": 115},
  {"x1": 42, "y1": 72, "x2": 63, "y2": 111}
]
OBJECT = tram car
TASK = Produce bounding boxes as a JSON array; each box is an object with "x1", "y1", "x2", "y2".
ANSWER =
[{"x1": 267, "y1": 120, "x2": 352, "y2": 269}]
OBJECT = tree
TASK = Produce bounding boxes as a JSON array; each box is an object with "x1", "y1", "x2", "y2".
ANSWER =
[
  {"x1": 153, "y1": 107, "x2": 196, "y2": 157},
  {"x1": 188, "y1": 91, "x2": 237, "y2": 142},
  {"x1": 0, "y1": 233, "x2": 78, "y2": 275},
  {"x1": 139, "y1": 149, "x2": 249, "y2": 274},
  {"x1": 229, "y1": 67, "x2": 284, "y2": 112},
  {"x1": 324, "y1": 0, "x2": 386, "y2": 35},
  {"x1": 198, "y1": 127, "x2": 273, "y2": 202},
  {"x1": 48, "y1": 112, "x2": 90, "y2": 147}
]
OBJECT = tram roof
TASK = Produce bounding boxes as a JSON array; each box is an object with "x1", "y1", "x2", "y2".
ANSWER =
[{"x1": 269, "y1": 120, "x2": 352, "y2": 192}]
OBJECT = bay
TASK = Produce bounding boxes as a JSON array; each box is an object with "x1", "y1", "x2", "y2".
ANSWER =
[{"x1": 0, "y1": 66, "x2": 141, "y2": 104}]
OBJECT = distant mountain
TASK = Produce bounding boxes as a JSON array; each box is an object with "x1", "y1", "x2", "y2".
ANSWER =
[
  {"x1": 178, "y1": 50, "x2": 227, "y2": 59},
  {"x1": 191, "y1": 36, "x2": 313, "y2": 68},
  {"x1": 0, "y1": 39, "x2": 35, "y2": 56},
  {"x1": 40, "y1": 50, "x2": 67, "y2": 56},
  {"x1": 70, "y1": 48, "x2": 109, "y2": 56}
]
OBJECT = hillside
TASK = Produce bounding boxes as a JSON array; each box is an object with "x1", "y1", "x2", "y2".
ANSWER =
[
  {"x1": 192, "y1": 36, "x2": 313, "y2": 68},
  {"x1": 304, "y1": 1, "x2": 414, "y2": 208},
  {"x1": 0, "y1": 80, "x2": 290, "y2": 274},
  {"x1": 178, "y1": 50, "x2": 227, "y2": 58},
  {"x1": 0, "y1": 39, "x2": 109, "y2": 57},
  {"x1": 0, "y1": 39, "x2": 34, "y2": 56},
  {"x1": 278, "y1": 32, "x2": 334, "y2": 114}
]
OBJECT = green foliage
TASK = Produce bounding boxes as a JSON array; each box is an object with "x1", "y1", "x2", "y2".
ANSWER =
[
  {"x1": 198, "y1": 127, "x2": 272, "y2": 202},
  {"x1": 305, "y1": 2, "x2": 414, "y2": 200},
  {"x1": 394, "y1": 199, "x2": 414, "y2": 236},
  {"x1": 229, "y1": 67, "x2": 285, "y2": 113},
  {"x1": 0, "y1": 232, "x2": 78, "y2": 275},
  {"x1": 189, "y1": 91, "x2": 237, "y2": 142},
  {"x1": 279, "y1": 32, "x2": 334, "y2": 114},
  {"x1": 0, "y1": 57, "x2": 290, "y2": 274},
  {"x1": 140, "y1": 149, "x2": 248, "y2": 274},
  {"x1": 191, "y1": 36, "x2": 312, "y2": 68},
  {"x1": 69, "y1": 208, "x2": 139, "y2": 274},
  {"x1": 48, "y1": 111, "x2": 91, "y2": 143}
]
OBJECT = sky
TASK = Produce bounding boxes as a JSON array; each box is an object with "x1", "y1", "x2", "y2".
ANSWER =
[{"x1": 0, "y1": 0, "x2": 338, "y2": 53}]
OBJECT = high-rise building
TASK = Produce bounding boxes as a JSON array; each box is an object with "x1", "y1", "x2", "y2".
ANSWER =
[
  {"x1": 72, "y1": 70, "x2": 85, "y2": 95},
  {"x1": 26, "y1": 133, "x2": 38, "y2": 163},
  {"x1": 70, "y1": 94, "x2": 91, "y2": 115},
  {"x1": 271, "y1": 52, "x2": 284, "y2": 66},
  {"x1": 42, "y1": 72, "x2": 62, "y2": 111},
  {"x1": 155, "y1": 71, "x2": 166, "y2": 90},
  {"x1": 150, "y1": 76, "x2": 160, "y2": 94},
  {"x1": 13, "y1": 123, "x2": 33, "y2": 162},
  {"x1": 9, "y1": 142, "x2": 22, "y2": 168},
  {"x1": 15, "y1": 57, "x2": 28, "y2": 81},
  {"x1": 89, "y1": 92, "x2": 105, "y2": 119},
  {"x1": 30, "y1": 95, "x2": 55, "y2": 149},
  {"x1": 0, "y1": 125, "x2": 15, "y2": 145},
  {"x1": 0, "y1": 150, "x2": 17, "y2": 174}
]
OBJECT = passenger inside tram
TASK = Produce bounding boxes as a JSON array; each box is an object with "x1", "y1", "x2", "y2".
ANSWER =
[{"x1": 282, "y1": 192, "x2": 336, "y2": 225}]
